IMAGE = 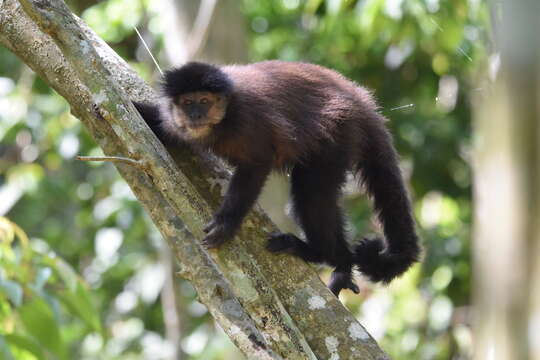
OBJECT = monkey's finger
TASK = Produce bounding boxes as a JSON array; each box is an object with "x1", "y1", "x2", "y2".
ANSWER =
[
  {"x1": 329, "y1": 286, "x2": 342, "y2": 297},
  {"x1": 203, "y1": 219, "x2": 217, "y2": 233},
  {"x1": 202, "y1": 227, "x2": 228, "y2": 249},
  {"x1": 348, "y1": 283, "x2": 360, "y2": 294},
  {"x1": 201, "y1": 236, "x2": 221, "y2": 249}
]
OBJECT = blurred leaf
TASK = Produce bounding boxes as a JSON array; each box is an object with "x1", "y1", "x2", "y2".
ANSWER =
[
  {"x1": 0, "y1": 278, "x2": 23, "y2": 307},
  {"x1": 19, "y1": 298, "x2": 66, "y2": 360},
  {"x1": 4, "y1": 333, "x2": 45, "y2": 360},
  {"x1": 44, "y1": 257, "x2": 78, "y2": 292},
  {"x1": 58, "y1": 283, "x2": 102, "y2": 334},
  {"x1": 0, "y1": 217, "x2": 16, "y2": 244},
  {"x1": 304, "y1": 0, "x2": 324, "y2": 13},
  {"x1": 0, "y1": 336, "x2": 16, "y2": 360},
  {"x1": 0, "y1": 216, "x2": 30, "y2": 259},
  {"x1": 34, "y1": 267, "x2": 52, "y2": 291},
  {"x1": 6, "y1": 164, "x2": 45, "y2": 194}
]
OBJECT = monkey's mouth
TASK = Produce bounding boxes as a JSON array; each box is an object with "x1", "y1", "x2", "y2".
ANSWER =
[
  {"x1": 186, "y1": 122, "x2": 211, "y2": 129},
  {"x1": 182, "y1": 122, "x2": 213, "y2": 139},
  {"x1": 175, "y1": 120, "x2": 210, "y2": 132}
]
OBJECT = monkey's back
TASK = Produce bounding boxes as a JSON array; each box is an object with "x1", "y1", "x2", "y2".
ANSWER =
[{"x1": 216, "y1": 61, "x2": 381, "y2": 168}]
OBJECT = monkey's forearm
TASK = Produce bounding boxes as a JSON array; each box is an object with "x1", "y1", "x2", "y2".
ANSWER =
[
  {"x1": 203, "y1": 162, "x2": 272, "y2": 247},
  {"x1": 218, "y1": 163, "x2": 271, "y2": 226}
]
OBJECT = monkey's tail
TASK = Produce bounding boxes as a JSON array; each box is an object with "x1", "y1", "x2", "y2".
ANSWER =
[{"x1": 352, "y1": 116, "x2": 421, "y2": 283}]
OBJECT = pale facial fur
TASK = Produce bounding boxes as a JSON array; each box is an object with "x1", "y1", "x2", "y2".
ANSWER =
[{"x1": 169, "y1": 92, "x2": 227, "y2": 140}]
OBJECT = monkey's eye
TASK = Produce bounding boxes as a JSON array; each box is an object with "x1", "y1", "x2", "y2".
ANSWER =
[
  {"x1": 200, "y1": 98, "x2": 208, "y2": 104},
  {"x1": 183, "y1": 99, "x2": 193, "y2": 105}
]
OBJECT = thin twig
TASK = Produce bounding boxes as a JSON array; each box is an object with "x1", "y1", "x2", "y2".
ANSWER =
[
  {"x1": 76, "y1": 155, "x2": 146, "y2": 169},
  {"x1": 133, "y1": 26, "x2": 163, "y2": 75},
  {"x1": 388, "y1": 103, "x2": 415, "y2": 112}
]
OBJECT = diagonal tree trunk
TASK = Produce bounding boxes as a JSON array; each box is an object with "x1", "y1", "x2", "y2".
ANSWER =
[{"x1": 0, "y1": 1, "x2": 389, "y2": 359}]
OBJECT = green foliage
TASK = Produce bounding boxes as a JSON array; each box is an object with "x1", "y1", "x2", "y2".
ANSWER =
[
  {"x1": 0, "y1": 0, "x2": 487, "y2": 358},
  {"x1": 0, "y1": 217, "x2": 101, "y2": 359}
]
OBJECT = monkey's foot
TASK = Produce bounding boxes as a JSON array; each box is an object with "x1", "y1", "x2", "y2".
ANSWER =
[
  {"x1": 266, "y1": 232, "x2": 299, "y2": 253},
  {"x1": 201, "y1": 220, "x2": 233, "y2": 248},
  {"x1": 267, "y1": 232, "x2": 325, "y2": 263},
  {"x1": 328, "y1": 270, "x2": 360, "y2": 296}
]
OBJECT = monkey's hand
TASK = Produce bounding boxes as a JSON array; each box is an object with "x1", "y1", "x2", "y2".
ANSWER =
[{"x1": 201, "y1": 219, "x2": 235, "y2": 248}]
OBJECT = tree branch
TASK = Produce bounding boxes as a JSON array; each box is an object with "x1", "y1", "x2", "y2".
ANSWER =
[{"x1": 0, "y1": 1, "x2": 389, "y2": 359}]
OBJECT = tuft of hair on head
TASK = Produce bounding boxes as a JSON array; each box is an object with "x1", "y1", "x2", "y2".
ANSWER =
[{"x1": 162, "y1": 62, "x2": 233, "y2": 98}]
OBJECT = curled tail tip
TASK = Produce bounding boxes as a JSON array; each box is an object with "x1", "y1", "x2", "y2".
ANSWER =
[{"x1": 353, "y1": 237, "x2": 421, "y2": 283}]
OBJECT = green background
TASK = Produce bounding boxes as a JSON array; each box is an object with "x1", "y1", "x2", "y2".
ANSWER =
[{"x1": 0, "y1": 0, "x2": 487, "y2": 358}]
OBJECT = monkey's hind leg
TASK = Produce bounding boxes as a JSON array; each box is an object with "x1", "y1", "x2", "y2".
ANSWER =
[
  {"x1": 268, "y1": 161, "x2": 359, "y2": 296},
  {"x1": 267, "y1": 233, "x2": 358, "y2": 295}
]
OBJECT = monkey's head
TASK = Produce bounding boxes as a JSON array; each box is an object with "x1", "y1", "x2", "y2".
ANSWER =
[{"x1": 162, "y1": 62, "x2": 232, "y2": 140}]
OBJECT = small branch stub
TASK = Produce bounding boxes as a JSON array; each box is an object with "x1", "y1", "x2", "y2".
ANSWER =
[{"x1": 76, "y1": 155, "x2": 147, "y2": 170}]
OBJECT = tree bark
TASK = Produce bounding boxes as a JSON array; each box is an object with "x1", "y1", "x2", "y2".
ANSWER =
[
  {"x1": 0, "y1": 1, "x2": 389, "y2": 359},
  {"x1": 156, "y1": 2, "x2": 249, "y2": 358}
]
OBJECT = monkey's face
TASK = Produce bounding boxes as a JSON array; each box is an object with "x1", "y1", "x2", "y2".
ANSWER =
[{"x1": 171, "y1": 92, "x2": 228, "y2": 140}]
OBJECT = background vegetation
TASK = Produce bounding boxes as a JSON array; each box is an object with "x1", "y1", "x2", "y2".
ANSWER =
[{"x1": 0, "y1": 0, "x2": 488, "y2": 359}]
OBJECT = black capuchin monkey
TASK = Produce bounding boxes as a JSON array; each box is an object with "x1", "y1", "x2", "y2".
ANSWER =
[{"x1": 133, "y1": 61, "x2": 421, "y2": 296}]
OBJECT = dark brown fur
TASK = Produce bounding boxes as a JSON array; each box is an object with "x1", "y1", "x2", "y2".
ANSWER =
[
  {"x1": 133, "y1": 60, "x2": 421, "y2": 296},
  {"x1": 206, "y1": 62, "x2": 372, "y2": 167}
]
